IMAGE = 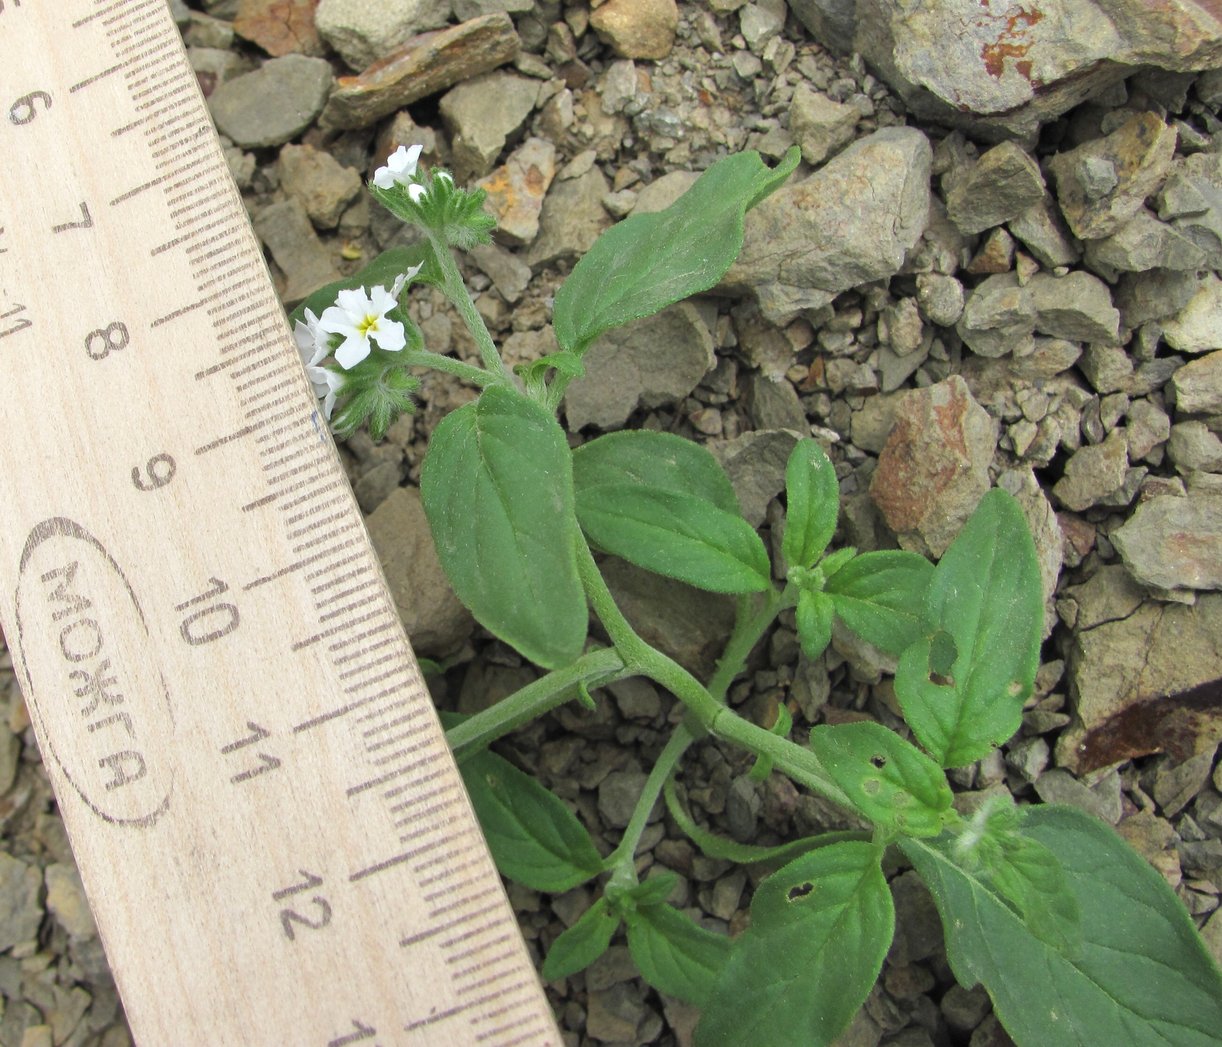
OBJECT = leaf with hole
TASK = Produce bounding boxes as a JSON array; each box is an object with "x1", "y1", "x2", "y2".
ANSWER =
[
  {"x1": 808, "y1": 722, "x2": 952, "y2": 837},
  {"x1": 893, "y1": 489, "x2": 1042, "y2": 767},
  {"x1": 695, "y1": 842, "x2": 894, "y2": 1047},
  {"x1": 901, "y1": 805, "x2": 1222, "y2": 1046},
  {"x1": 459, "y1": 747, "x2": 602, "y2": 893},
  {"x1": 420, "y1": 385, "x2": 587, "y2": 669},
  {"x1": 553, "y1": 147, "x2": 799, "y2": 354}
]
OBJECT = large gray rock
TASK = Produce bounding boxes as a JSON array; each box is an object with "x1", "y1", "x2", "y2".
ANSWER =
[
  {"x1": 564, "y1": 302, "x2": 715, "y2": 431},
  {"x1": 956, "y1": 272, "x2": 1035, "y2": 359},
  {"x1": 826, "y1": 0, "x2": 1222, "y2": 140},
  {"x1": 1052, "y1": 429, "x2": 1129, "y2": 511},
  {"x1": 1113, "y1": 493, "x2": 1222, "y2": 592},
  {"x1": 252, "y1": 199, "x2": 342, "y2": 307},
  {"x1": 208, "y1": 54, "x2": 333, "y2": 148},
  {"x1": 440, "y1": 72, "x2": 540, "y2": 182},
  {"x1": 316, "y1": 0, "x2": 451, "y2": 70},
  {"x1": 1172, "y1": 351, "x2": 1222, "y2": 415},
  {"x1": 1162, "y1": 274, "x2": 1222, "y2": 355},
  {"x1": 1082, "y1": 207, "x2": 1208, "y2": 275},
  {"x1": 524, "y1": 162, "x2": 612, "y2": 269},
  {"x1": 725, "y1": 127, "x2": 931, "y2": 323},
  {"x1": 1157, "y1": 151, "x2": 1222, "y2": 270},
  {"x1": 1027, "y1": 270, "x2": 1120, "y2": 343}
]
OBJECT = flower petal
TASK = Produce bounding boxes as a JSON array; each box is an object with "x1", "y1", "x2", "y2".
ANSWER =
[
  {"x1": 334, "y1": 334, "x2": 371, "y2": 370},
  {"x1": 371, "y1": 319, "x2": 406, "y2": 353}
]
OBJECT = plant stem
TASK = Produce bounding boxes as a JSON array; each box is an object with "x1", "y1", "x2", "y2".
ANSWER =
[
  {"x1": 428, "y1": 233, "x2": 516, "y2": 386},
  {"x1": 402, "y1": 347, "x2": 495, "y2": 387},
  {"x1": 604, "y1": 722, "x2": 695, "y2": 888},
  {"x1": 574, "y1": 538, "x2": 854, "y2": 813},
  {"x1": 445, "y1": 646, "x2": 627, "y2": 760},
  {"x1": 706, "y1": 586, "x2": 797, "y2": 703}
]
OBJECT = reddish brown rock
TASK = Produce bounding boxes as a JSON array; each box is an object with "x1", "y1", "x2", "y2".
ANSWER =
[
  {"x1": 868, "y1": 375, "x2": 998, "y2": 558},
  {"x1": 475, "y1": 138, "x2": 556, "y2": 246},
  {"x1": 319, "y1": 14, "x2": 520, "y2": 131},
  {"x1": 234, "y1": 0, "x2": 325, "y2": 57}
]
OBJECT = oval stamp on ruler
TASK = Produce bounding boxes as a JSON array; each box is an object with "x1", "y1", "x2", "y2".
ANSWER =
[{"x1": 14, "y1": 517, "x2": 174, "y2": 826}]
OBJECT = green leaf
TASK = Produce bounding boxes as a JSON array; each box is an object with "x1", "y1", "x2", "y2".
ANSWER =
[
  {"x1": 782, "y1": 439, "x2": 839, "y2": 570},
  {"x1": 664, "y1": 779, "x2": 863, "y2": 866},
  {"x1": 696, "y1": 842, "x2": 894, "y2": 1047},
  {"x1": 623, "y1": 873, "x2": 680, "y2": 909},
  {"x1": 796, "y1": 588, "x2": 834, "y2": 660},
  {"x1": 901, "y1": 805, "x2": 1222, "y2": 1046},
  {"x1": 823, "y1": 550, "x2": 933, "y2": 656},
  {"x1": 625, "y1": 903, "x2": 731, "y2": 1007},
  {"x1": 289, "y1": 245, "x2": 438, "y2": 326},
  {"x1": 542, "y1": 897, "x2": 620, "y2": 981},
  {"x1": 420, "y1": 386, "x2": 587, "y2": 669},
  {"x1": 553, "y1": 147, "x2": 800, "y2": 353},
  {"x1": 459, "y1": 748, "x2": 602, "y2": 893},
  {"x1": 370, "y1": 174, "x2": 497, "y2": 250},
  {"x1": 893, "y1": 489, "x2": 1042, "y2": 767},
  {"x1": 573, "y1": 430, "x2": 741, "y2": 514},
  {"x1": 807, "y1": 722, "x2": 952, "y2": 837},
  {"x1": 576, "y1": 484, "x2": 771, "y2": 594}
]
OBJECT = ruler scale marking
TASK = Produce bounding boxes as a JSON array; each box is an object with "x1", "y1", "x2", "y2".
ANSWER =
[{"x1": 0, "y1": 3, "x2": 557, "y2": 1044}]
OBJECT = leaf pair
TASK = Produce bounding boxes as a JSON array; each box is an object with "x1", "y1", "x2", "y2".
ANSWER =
[
  {"x1": 545, "y1": 878, "x2": 731, "y2": 1008},
  {"x1": 783, "y1": 439, "x2": 933, "y2": 660}
]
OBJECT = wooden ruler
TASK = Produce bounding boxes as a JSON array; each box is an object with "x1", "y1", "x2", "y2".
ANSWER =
[{"x1": 0, "y1": 2, "x2": 558, "y2": 1043}]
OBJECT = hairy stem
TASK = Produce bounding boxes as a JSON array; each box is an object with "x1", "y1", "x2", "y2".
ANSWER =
[
  {"x1": 445, "y1": 646, "x2": 628, "y2": 760},
  {"x1": 428, "y1": 233, "x2": 515, "y2": 386},
  {"x1": 401, "y1": 347, "x2": 495, "y2": 387},
  {"x1": 604, "y1": 722, "x2": 696, "y2": 888}
]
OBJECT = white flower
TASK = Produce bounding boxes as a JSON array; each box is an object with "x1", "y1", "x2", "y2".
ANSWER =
[
  {"x1": 408, "y1": 183, "x2": 426, "y2": 204},
  {"x1": 317, "y1": 285, "x2": 407, "y2": 370},
  {"x1": 389, "y1": 262, "x2": 424, "y2": 300},
  {"x1": 293, "y1": 307, "x2": 328, "y2": 367},
  {"x1": 372, "y1": 144, "x2": 423, "y2": 191},
  {"x1": 316, "y1": 368, "x2": 345, "y2": 420}
]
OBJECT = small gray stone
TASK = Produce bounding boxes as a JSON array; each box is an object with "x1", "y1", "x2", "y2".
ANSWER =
[
  {"x1": 587, "y1": 982, "x2": 649, "y2": 1043},
  {"x1": 1169, "y1": 421, "x2": 1222, "y2": 473},
  {"x1": 1027, "y1": 270, "x2": 1120, "y2": 344},
  {"x1": 315, "y1": 0, "x2": 450, "y2": 71},
  {"x1": 1114, "y1": 268, "x2": 1199, "y2": 329},
  {"x1": 1083, "y1": 207, "x2": 1207, "y2": 274},
  {"x1": 598, "y1": 770, "x2": 650, "y2": 829},
  {"x1": 1172, "y1": 351, "x2": 1222, "y2": 415},
  {"x1": 1047, "y1": 112, "x2": 1178, "y2": 240},
  {"x1": 725, "y1": 776, "x2": 762, "y2": 843},
  {"x1": 0, "y1": 853, "x2": 43, "y2": 951},
  {"x1": 746, "y1": 372, "x2": 807, "y2": 432},
  {"x1": 1127, "y1": 398, "x2": 1172, "y2": 462},
  {"x1": 44, "y1": 864, "x2": 97, "y2": 941},
  {"x1": 208, "y1": 54, "x2": 333, "y2": 149},
  {"x1": 1113, "y1": 493, "x2": 1222, "y2": 592},
  {"x1": 252, "y1": 199, "x2": 341, "y2": 307},
  {"x1": 1035, "y1": 767, "x2": 1123, "y2": 825},
  {"x1": 1163, "y1": 274, "x2": 1222, "y2": 355},
  {"x1": 278, "y1": 144, "x2": 362, "y2": 230},
  {"x1": 1052, "y1": 429, "x2": 1129, "y2": 511},
  {"x1": 788, "y1": 83, "x2": 858, "y2": 166},
  {"x1": 1157, "y1": 150, "x2": 1222, "y2": 270},
  {"x1": 468, "y1": 241, "x2": 533, "y2": 303},
  {"x1": 945, "y1": 141, "x2": 1045, "y2": 236},
  {"x1": 564, "y1": 302, "x2": 713, "y2": 431},
  {"x1": 740, "y1": 0, "x2": 787, "y2": 50},
  {"x1": 367, "y1": 487, "x2": 475, "y2": 658},
  {"x1": 914, "y1": 273, "x2": 964, "y2": 327},
  {"x1": 1078, "y1": 343, "x2": 1133, "y2": 395},
  {"x1": 525, "y1": 165, "x2": 611, "y2": 270},
  {"x1": 631, "y1": 170, "x2": 700, "y2": 215},
  {"x1": 1008, "y1": 193, "x2": 1080, "y2": 268},
  {"x1": 440, "y1": 72, "x2": 540, "y2": 182},
  {"x1": 1153, "y1": 747, "x2": 1218, "y2": 819},
  {"x1": 956, "y1": 273, "x2": 1035, "y2": 359},
  {"x1": 711, "y1": 429, "x2": 802, "y2": 528}
]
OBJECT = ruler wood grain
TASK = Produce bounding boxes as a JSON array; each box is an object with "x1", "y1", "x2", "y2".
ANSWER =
[{"x1": 0, "y1": 1, "x2": 558, "y2": 1043}]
